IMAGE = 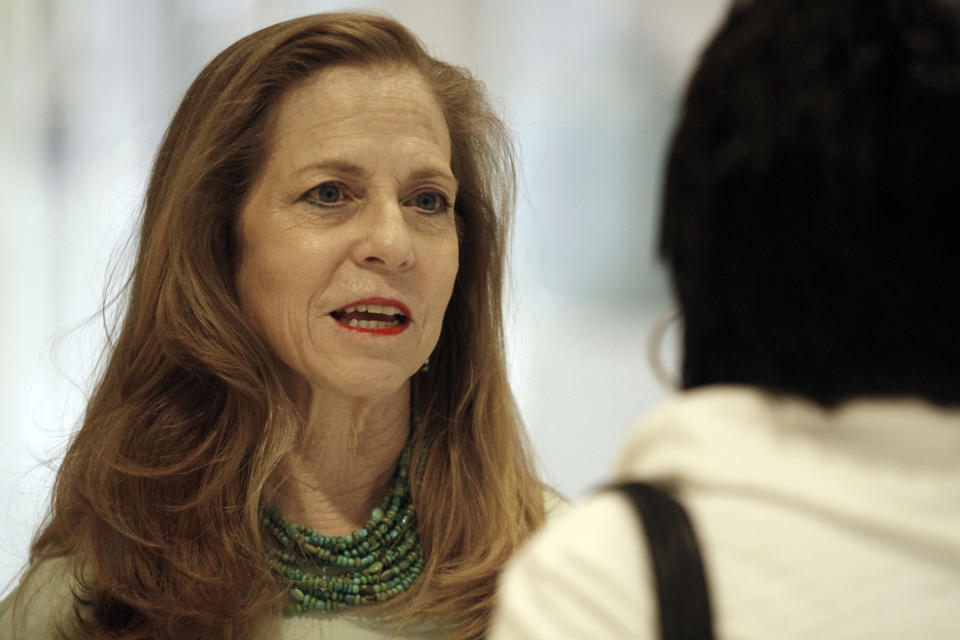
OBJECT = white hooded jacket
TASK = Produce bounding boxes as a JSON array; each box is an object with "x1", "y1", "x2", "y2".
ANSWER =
[{"x1": 491, "y1": 386, "x2": 960, "y2": 639}]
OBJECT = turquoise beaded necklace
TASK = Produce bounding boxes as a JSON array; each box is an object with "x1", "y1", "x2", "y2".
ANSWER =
[{"x1": 261, "y1": 445, "x2": 425, "y2": 615}]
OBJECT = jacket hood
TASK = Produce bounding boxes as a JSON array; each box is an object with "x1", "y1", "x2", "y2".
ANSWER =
[{"x1": 616, "y1": 385, "x2": 960, "y2": 562}]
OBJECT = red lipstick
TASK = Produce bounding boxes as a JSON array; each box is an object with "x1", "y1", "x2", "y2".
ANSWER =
[{"x1": 330, "y1": 297, "x2": 411, "y2": 335}]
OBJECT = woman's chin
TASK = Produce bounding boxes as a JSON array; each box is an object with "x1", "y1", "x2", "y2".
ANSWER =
[{"x1": 307, "y1": 366, "x2": 416, "y2": 404}]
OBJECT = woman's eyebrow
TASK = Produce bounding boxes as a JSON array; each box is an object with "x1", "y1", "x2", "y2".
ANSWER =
[
  {"x1": 407, "y1": 167, "x2": 458, "y2": 187},
  {"x1": 293, "y1": 160, "x2": 369, "y2": 179},
  {"x1": 292, "y1": 162, "x2": 458, "y2": 188}
]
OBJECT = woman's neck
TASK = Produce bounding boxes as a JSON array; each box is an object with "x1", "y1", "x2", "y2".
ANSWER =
[{"x1": 274, "y1": 384, "x2": 411, "y2": 536}]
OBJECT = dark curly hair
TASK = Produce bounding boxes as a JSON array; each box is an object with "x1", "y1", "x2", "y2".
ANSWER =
[{"x1": 660, "y1": 0, "x2": 960, "y2": 406}]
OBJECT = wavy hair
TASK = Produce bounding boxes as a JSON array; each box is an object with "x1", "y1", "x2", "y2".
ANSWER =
[{"x1": 26, "y1": 12, "x2": 544, "y2": 639}]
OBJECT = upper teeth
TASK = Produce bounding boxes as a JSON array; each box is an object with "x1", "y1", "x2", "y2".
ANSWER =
[
  {"x1": 348, "y1": 318, "x2": 399, "y2": 329},
  {"x1": 342, "y1": 304, "x2": 402, "y2": 316}
]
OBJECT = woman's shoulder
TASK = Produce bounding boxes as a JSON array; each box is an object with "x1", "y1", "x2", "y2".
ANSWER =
[
  {"x1": 491, "y1": 491, "x2": 654, "y2": 639},
  {"x1": 0, "y1": 555, "x2": 79, "y2": 640}
]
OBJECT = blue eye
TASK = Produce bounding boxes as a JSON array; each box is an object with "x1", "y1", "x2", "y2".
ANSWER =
[
  {"x1": 412, "y1": 191, "x2": 450, "y2": 215},
  {"x1": 305, "y1": 182, "x2": 348, "y2": 207}
]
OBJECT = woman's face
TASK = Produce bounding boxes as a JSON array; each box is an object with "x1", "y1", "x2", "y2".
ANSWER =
[{"x1": 235, "y1": 64, "x2": 459, "y2": 405}]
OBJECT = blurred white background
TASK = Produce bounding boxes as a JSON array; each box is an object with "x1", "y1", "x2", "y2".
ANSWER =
[{"x1": 0, "y1": 0, "x2": 727, "y2": 595}]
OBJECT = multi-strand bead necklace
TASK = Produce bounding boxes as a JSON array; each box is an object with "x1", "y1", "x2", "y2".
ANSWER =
[{"x1": 261, "y1": 445, "x2": 425, "y2": 615}]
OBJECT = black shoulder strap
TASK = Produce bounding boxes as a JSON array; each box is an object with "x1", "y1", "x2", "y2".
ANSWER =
[{"x1": 613, "y1": 482, "x2": 715, "y2": 640}]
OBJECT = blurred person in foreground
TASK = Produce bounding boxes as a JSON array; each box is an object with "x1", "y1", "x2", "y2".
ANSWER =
[
  {"x1": 491, "y1": 0, "x2": 960, "y2": 637},
  {"x1": 0, "y1": 12, "x2": 558, "y2": 640}
]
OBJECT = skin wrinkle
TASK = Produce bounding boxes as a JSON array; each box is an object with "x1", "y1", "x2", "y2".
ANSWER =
[{"x1": 235, "y1": 64, "x2": 459, "y2": 535}]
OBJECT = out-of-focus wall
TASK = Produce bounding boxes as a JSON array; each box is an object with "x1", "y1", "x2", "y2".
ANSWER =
[{"x1": 0, "y1": 0, "x2": 728, "y2": 594}]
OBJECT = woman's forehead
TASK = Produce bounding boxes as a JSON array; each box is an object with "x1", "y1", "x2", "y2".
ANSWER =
[
  {"x1": 274, "y1": 65, "x2": 449, "y2": 148},
  {"x1": 258, "y1": 65, "x2": 453, "y2": 184}
]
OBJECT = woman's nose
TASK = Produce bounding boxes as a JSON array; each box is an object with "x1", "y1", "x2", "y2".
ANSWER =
[{"x1": 351, "y1": 197, "x2": 415, "y2": 271}]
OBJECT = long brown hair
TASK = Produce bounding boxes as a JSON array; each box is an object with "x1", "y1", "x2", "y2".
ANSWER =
[{"x1": 26, "y1": 12, "x2": 544, "y2": 640}]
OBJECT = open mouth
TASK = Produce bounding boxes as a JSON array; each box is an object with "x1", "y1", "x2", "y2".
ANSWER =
[{"x1": 330, "y1": 302, "x2": 410, "y2": 333}]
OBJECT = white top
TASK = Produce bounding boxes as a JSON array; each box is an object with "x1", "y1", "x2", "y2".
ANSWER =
[
  {"x1": 490, "y1": 386, "x2": 960, "y2": 639},
  {"x1": 0, "y1": 553, "x2": 446, "y2": 640},
  {"x1": 0, "y1": 492, "x2": 567, "y2": 639}
]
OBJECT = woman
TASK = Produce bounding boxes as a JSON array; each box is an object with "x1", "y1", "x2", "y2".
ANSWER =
[
  {"x1": 492, "y1": 0, "x2": 960, "y2": 638},
  {"x1": 1, "y1": 12, "x2": 552, "y2": 640}
]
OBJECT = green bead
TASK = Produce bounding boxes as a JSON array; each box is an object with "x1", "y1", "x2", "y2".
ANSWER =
[{"x1": 260, "y1": 441, "x2": 424, "y2": 616}]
